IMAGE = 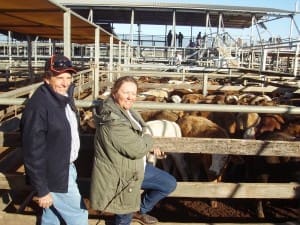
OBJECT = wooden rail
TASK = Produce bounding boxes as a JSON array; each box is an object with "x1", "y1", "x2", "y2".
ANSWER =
[
  {"x1": 0, "y1": 133, "x2": 299, "y2": 198},
  {"x1": 0, "y1": 173, "x2": 298, "y2": 199},
  {"x1": 1, "y1": 132, "x2": 299, "y2": 156},
  {"x1": 0, "y1": 128, "x2": 299, "y2": 225}
]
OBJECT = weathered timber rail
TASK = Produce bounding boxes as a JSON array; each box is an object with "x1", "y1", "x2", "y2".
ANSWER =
[
  {"x1": 0, "y1": 133, "x2": 299, "y2": 225},
  {"x1": 1, "y1": 134, "x2": 299, "y2": 194},
  {"x1": 2, "y1": 132, "x2": 300, "y2": 153}
]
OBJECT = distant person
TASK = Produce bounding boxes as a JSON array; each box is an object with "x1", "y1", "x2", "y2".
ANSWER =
[
  {"x1": 178, "y1": 32, "x2": 184, "y2": 47},
  {"x1": 188, "y1": 39, "x2": 196, "y2": 48},
  {"x1": 90, "y1": 76, "x2": 177, "y2": 225},
  {"x1": 175, "y1": 51, "x2": 183, "y2": 65},
  {"x1": 223, "y1": 34, "x2": 227, "y2": 44},
  {"x1": 202, "y1": 34, "x2": 207, "y2": 47},
  {"x1": 167, "y1": 30, "x2": 172, "y2": 47},
  {"x1": 276, "y1": 36, "x2": 282, "y2": 44},
  {"x1": 188, "y1": 39, "x2": 196, "y2": 56},
  {"x1": 237, "y1": 37, "x2": 242, "y2": 47},
  {"x1": 196, "y1": 32, "x2": 202, "y2": 47},
  {"x1": 21, "y1": 55, "x2": 88, "y2": 225},
  {"x1": 268, "y1": 37, "x2": 272, "y2": 44}
]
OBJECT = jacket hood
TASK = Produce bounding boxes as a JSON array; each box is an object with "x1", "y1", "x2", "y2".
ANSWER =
[
  {"x1": 96, "y1": 96, "x2": 126, "y2": 124},
  {"x1": 94, "y1": 96, "x2": 146, "y2": 132}
]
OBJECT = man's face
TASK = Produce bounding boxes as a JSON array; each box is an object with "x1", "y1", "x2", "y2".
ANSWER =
[
  {"x1": 113, "y1": 81, "x2": 137, "y2": 110},
  {"x1": 45, "y1": 72, "x2": 72, "y2": 95}
]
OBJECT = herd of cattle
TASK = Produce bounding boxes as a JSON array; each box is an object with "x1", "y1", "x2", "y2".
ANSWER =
[{"x1": 79, "y1": 76, "x2": 300, "y2": 218}]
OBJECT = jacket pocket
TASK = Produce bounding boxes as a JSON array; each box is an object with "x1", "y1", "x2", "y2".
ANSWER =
[{"x1": 115, "y1": 171, "x2": 141, "y2": 208}]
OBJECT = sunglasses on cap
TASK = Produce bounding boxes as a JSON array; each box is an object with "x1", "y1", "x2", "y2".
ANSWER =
[{"x1": 48, "y1": 55, "x2": 77, "y2": 74}]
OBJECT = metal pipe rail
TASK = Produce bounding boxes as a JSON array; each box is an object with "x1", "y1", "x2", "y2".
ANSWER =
[
  {"x1": 0, "y1": 69, "x2": 93, "y2": 99},
  {"x1": 101, "y1": 67, "x2": 299, "y2": 81},
  {"x1": 134, "y1": 102, "x2": 300, "y2": 114},
  {"x1": 0, "y1": 98, "x2": 299, "y2": 115},
  {"x1": 0, "y1": 82, "x2": 42, "y2": 98},
  {"x1": 241, "y1": 39, "x2": 300, "y2": 51}
]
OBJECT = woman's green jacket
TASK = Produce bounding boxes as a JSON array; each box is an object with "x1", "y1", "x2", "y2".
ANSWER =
[{"x1": 90, "y1": 96, "x2": 153, "y2": 214}]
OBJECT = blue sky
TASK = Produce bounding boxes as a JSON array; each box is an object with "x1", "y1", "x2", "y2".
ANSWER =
[{"x1": 113, "y1": 0, "x2": 300, "y2": 40}]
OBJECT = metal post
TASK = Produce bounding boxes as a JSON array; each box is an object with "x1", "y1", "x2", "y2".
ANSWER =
[
  {"x1": 190, "y1": 26, "x2": 192, "y2": 42},
  {"x1": 63, "y1": 10, "x2": 71, "y2": 58},
  {"x1": 218, "y1": 13, "x2": 223, "y2": 63},
  {"x1": 118, "y1": 41, "x2": 122, "y2": 78},
  {"x1": 250, "y1": 15, "x2": 255, "y2": 46},
  {"x1": 34, "y1": 36, "x2": 38, "y2": 68},
  {"x1": 202, "y1": 73, "x2": 208, "y2": 96},
  {"x1": 137, "y1": 24, "x2": 141, "y2": 47},
  {"x1": 276, "y1": 48, "x2": 280, "y2": 72},
  {"x1": 130, "y1": 9, "x2": 134, "y2": 46},
  {"x1": 165, "y1": 25, "x2": 167, "y2": 47},
  {"x1": 94, "y1": 27, "x2": 100, "y2": 99},
  {"x1": 8, "y1": 31, "x2": 12, "y2": 71},
  {"x1": 78, "y1": 73, "x2": 82, "y2": 99},
  {"x1": 289, "y1": 15, "x2": 294, "y2": 42},
  {"x1": 88, "y1": 8, "x2": 94, "y2": 22},
  {"x1": 251, "y1": 50, "x2": 254, "y2": 69},
  {"x1": 218, "y1": 13, "x2": 222, "y2": 35},
  {"x1": 48, "y1": 38, "x2": 52, "y2": 56},
  {"x1": 129, "y1": 9, "x2": 134, "y2": 62},
  {"x1": 293, "y1": 40, "x2": 299, "y2": 76},
  {"x1": 124, "y1": 44, "x2": 127, "y2": 66},
  {"x1": 109, "y1": 35, "x2": 114, "y2": 83},
  {"x1": 205, "y1": 12, "x2": 209, "y2": 49},
  {"x1": 172, "y1": 9, "x2": 176, "y2": 50},
  {"x1": 261, "y1": 49, "x2": 267, "y2": 71}
]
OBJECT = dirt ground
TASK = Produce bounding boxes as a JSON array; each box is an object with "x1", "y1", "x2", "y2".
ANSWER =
[
  {"x1": 151, "y1": 198, "x2": 299, "y2": 223},
  {"x1": 4, "y1": 196, "x2": 299, "y2": 224},
  {"x1": 84, "y1": 197, "x2": 299, "y2": 224}
]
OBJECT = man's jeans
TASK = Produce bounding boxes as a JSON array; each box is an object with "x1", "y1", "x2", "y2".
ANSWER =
[
  {"x1": 42, "y1": 163, "x2": 88, "y2": 225},
  {"x1": 115, "y1": 163, "x2": 177, "y2": 225}
]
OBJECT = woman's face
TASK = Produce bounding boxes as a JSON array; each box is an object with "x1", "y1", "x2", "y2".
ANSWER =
[{"x1": 113, "y1": 81, "x2": 137, "y2": 110}]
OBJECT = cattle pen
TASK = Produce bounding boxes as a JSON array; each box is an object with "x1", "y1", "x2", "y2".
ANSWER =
[
  {"x1": 0, "y1": 0, "x2": 300, "y2": 224},
  {"x1": 0, "y1": 75, "x2": 299, "y2": 224}
]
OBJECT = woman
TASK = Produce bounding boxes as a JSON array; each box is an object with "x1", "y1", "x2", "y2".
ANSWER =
[{"x1": 90, "y1": 76, "x2": 177, "y2": 225}]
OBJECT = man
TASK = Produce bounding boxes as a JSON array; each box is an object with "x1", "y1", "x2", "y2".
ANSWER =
[
  {"x1": 167, "y1": 30, "x2": 172, "y2": 47},
  {"x1": 178, "y1": 32, "x2": 184, "y2": 47},
  {"x1": 21, "y1": 55, "x2": 88, "y2": 225}
]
